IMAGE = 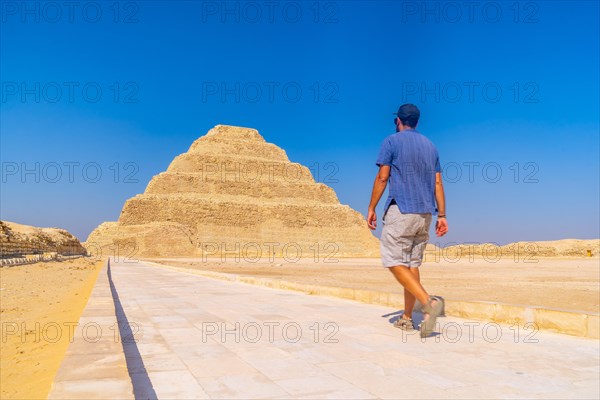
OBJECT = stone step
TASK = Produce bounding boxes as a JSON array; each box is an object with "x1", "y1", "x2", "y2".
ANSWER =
[
  {"x1": 166, "y1": 152, "x2": 314, "y2": 184},
  {"x1": 118, "y1": 194, "x2": 364, "y2": 228},
  {"x1": 145, "y1": 172, "x2": 339, "y2": 204}
]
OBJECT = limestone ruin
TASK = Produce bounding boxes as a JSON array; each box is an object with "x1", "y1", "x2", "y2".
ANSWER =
[
  {"x1": 0, "y1": 220, "x2": 87, "y2": 258},
  {"x1": 86, "y1": 125, "x2": 380, "y2": 259}
]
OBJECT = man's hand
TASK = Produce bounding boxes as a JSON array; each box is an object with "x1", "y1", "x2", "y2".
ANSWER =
[
  {"x1": 367, "y1": 209, "x2": 377, "y2": 230},
  {"x1": 435, "y1": 218, "x2": 448, "y2": 237}
]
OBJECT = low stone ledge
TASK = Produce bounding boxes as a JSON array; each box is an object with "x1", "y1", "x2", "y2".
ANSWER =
[
  {"x1": 586, "y1": 314, "x2": 600, "y2": 339},
  {"x1": 1, "y1": 254, "x2": 86, "y2": 267},
  {"x1": 493, "y1": 304, "x2": 529, "y2": 325},
  {"x1": 532, "y1": 308, "x2": 593, "y2": 337}
]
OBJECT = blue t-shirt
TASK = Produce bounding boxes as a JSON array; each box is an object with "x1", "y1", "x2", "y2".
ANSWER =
[{"x1": 375, "y1": 129, "x2": 441, "y2": 215}]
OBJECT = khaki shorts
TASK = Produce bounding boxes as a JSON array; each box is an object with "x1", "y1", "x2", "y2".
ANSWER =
[{"x1": 380, "y1": 204, "x2": 432, "y2": 268}]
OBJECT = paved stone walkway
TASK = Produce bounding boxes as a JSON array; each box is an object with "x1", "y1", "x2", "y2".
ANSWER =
[{"x1": 52, "y1": 259, "x2": 600, "y2": 399}]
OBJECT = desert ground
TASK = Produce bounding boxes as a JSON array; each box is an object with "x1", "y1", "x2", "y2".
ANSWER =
[
  {"x1": 147, "y1": 256, "x2": 600, "y2": 313},
  {"x1": 0, "y1": 258, "x2": 103, "y2": 400}
]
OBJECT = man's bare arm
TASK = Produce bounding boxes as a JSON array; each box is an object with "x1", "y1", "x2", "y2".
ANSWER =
[
  {"x1": 367, "y1": 165, "x2": 390, "y2": 230},
  {"x1": 434, "y1": 171, "x2": 448, "y2": 236},
  {"x1": 435, "y1": 172, "x2": 445, "y2": 215}
]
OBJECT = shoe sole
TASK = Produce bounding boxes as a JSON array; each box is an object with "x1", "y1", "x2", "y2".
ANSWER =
[{"x1": 394, "y1": 321, "x2": 414, "y2": 331}]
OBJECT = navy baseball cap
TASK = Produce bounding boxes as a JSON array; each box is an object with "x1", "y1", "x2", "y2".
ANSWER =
[{"x1": 393, "y1": 104, "x2": 420, "y2": 123}]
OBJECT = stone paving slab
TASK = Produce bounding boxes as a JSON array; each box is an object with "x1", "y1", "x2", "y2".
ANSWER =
[{"x1": 51, "y1": 258, "x2": 600, "y2": 399}]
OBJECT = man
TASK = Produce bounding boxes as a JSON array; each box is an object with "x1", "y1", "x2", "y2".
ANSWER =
[{"x1": 367, "y1": 104, "x2": 448, "y2": 338}]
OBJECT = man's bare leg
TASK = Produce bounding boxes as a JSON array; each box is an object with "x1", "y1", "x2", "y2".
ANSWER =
[
  {"x1": 389, "y1": 265, "x2": 441, "y2": 326},
  {"x1": 389, "y1": 264, "x2": 429, "y2": 308},
  {"x1": 402, "y1": 267, "x2": 420, "y2": 319}
]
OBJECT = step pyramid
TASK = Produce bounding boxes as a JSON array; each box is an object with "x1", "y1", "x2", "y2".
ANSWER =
[{"x1": 87, "y1": 125, "x2": 379, "y2": 259}]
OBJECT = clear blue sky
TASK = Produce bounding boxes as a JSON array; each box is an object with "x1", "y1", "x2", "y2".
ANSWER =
[{"x1": 1, "y1": 0, "x2": 599, "y2": 246}]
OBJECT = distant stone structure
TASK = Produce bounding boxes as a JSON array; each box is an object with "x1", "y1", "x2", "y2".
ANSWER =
[
  {"x1": 0, "y1": 220, "x2": 87, "y2": 261},
  {"x1": 86, "y1": 125, "x2": 380, "y2": 259}
]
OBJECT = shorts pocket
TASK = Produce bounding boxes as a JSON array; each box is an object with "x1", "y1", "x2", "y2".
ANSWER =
[{"x1": 383, "y1": 205, "x2": 400, "y2": 225}]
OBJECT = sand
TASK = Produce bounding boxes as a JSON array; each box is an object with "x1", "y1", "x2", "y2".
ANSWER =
[
  {"x1": 0, "y1": 258, "x2": 103, "y2": 400},
  {"x1": 147, "y1": 256, "x2": 600, "y2": 313}
]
